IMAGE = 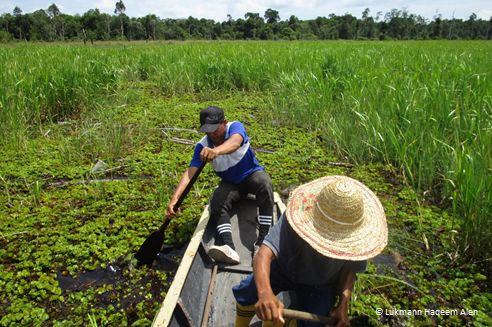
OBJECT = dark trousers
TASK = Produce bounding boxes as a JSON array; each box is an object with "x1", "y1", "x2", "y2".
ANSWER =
[
  {"x1": 232, "y1": 260, "x2": 336, "y2": 327},
  {"x1": 210, "y1": 170, "x2": 274, "y2": 246}
]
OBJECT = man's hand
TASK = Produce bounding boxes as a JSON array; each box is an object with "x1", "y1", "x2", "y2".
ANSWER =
[
  {"x1": 253, "y1": 246, "x2": 282, "y2": 323},
  {"x1": 328, "y1": 305, "x2": 349, "y2": 327},
  {"x1": 165, "y1": 201, "x2": 180, "y2": 219},
  {"x1": 165, "y1": 166, "x2": 198, "y2": 220},
  {"x1": 255, "y1": 290, "x2": 285, "y2": 324},
  {"x1": 327, "y1": 267, "x2": 355, "y2": 327},
  {"x1": 200, "y1": 147, "x2": 219, "y2": 162}
]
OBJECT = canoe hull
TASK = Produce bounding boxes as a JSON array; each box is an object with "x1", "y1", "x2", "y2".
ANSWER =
[{"x1": 153, "y1": 193, "x2": 286, "y2": 327}]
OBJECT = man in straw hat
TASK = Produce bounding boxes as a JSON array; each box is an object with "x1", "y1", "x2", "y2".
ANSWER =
[
  {"x1": 166, "y1": 106, "x2": 274, "y2": 265},
  {"x1": 233, "y1": 175, "x2": 387, "y2": 327}
]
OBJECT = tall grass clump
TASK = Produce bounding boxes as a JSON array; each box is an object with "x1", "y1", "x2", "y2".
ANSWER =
[
  {"x1": 150, "y1": 42, "x2": 280, "y2": 93},
  {"x1": 113, "y1": 41, "x2": 314, "y2": 94},
  {"x1": 268, "y1": 41, "x2": 492, "y2": 263},
  {"x1": 0, "y1": 44, "x2": 119, "y2": 146}
]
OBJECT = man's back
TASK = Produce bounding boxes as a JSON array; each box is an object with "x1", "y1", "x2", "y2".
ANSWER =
[{"x1": 264, "y1": 215, "x2": 367, "y2": 288}]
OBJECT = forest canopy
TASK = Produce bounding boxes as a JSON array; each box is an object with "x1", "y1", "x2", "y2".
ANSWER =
[{"x1": 0, "y1": 2, "x2": 491, "y2": 42}]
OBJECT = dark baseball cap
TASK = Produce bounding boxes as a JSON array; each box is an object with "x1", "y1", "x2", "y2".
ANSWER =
[{"x1": 199, "y1": 106, "x2": 224, "y2": 133}]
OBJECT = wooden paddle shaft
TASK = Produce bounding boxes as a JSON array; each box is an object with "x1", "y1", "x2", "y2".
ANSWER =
[
  {"x1": 283, "y1": 308, "x2": 336, "y2": 325},
  {"x1": 158, "y1": 161, "x2": 206, "y2": 233},
  {"x1": 173, "y1": 161, "x2": 207, "y2": 212},
  {"x1": 136, "y1": 162, "x2": 207, "y2": 266}
]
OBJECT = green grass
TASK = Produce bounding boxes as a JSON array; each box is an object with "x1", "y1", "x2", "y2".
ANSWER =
[
  {"x1": 267, "y1": 42, "x2": 492, "y2": 261},
  {"x1": 0, "y1": 44, "x2": 119, "y2": 144},
  {"x1": 1, "y1": 40, "x2": 490, "y2": 262},
  {"x1": 0, "y1": 40, "x2": 491, "y2": 325}
]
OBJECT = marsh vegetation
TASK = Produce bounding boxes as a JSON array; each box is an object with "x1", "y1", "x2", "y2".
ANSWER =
[{"x1": 0, "y1": 41, "x2": 490, "y2": 326}]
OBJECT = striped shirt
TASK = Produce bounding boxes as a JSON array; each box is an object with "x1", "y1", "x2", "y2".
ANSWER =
[{"x1": 190, "y1": 121, "x2": 264, "y2": 185}]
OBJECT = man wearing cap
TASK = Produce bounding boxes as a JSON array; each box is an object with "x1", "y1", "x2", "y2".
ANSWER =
[
  {"x1": 233, "y1": 175, "x2": 388, "y2": 327},
  {"x1": 166, "y1": 106, "x2": 274, "y2": 265}
]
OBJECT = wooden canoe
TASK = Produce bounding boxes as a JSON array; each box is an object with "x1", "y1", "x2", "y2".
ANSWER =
[{"x1": 152, "y1": 192, "x2": 287, "y2": 327}]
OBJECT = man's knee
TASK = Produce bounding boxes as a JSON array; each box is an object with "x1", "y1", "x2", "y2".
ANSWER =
[
  {"x1": 209, "y1": 190, "x2": 225, "y2": 213},
  {"x1": 210, "y1": 184, "x2": 240, "y2": 213},
  {"x1": 251, "y1": 171, "x2": 273, "y2": 198},
  {"x1": 254, "y1": 170, "x2": 273, "y2": 186},
  {"x1": 233, "y1": 274, "x2": 258, "y2": 306}
]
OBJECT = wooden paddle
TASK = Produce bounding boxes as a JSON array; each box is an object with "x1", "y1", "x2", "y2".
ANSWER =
[
  {"x1": 135, "y1": 161, "x2": 207, "y2": 266},
  {"x1": 283, "y1": 308, "x2": 337, "y2": 325}
]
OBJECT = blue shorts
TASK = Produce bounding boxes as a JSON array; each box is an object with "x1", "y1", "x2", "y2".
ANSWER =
[{"x1": 232, "y1": 260, "x2": 337, "y2": 327}]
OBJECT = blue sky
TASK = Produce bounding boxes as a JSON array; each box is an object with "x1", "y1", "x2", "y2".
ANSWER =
[{"x1": 1, "y1": 0, "x2": 491, "y2": 21}]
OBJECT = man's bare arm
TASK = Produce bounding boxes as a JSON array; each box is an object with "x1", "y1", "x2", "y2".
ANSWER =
[
  {"x1": 165, "y1": 166, "x2": 198, "y2": 218},
  {"x1": 328, "y1": 268, "x2": 356, "y2": 327},
  {"x1": 200, "y1": 133, "x2": 243, "y2": 161},
  {"x1": 253, "y1": 245, "x2": 285, "y2": 324}
]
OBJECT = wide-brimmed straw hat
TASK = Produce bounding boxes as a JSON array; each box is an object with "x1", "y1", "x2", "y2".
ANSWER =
[{"x1": 286, "y1": 175, "x2": 387, "y2": 261}]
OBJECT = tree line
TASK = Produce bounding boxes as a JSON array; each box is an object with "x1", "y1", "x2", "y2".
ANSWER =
[{"x1": 1, "y1": 2, "x2": 491, "y2": 42}]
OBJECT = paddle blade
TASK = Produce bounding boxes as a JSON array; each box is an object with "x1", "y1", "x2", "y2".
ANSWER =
[
  {"x1": 135, "y1": 162, "x2": 206, "y2": 267},
  {"x1": 135, "y1": 226, "x2": 165, "y2": 266}
]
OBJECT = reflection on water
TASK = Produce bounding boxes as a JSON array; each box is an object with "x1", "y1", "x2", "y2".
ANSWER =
[
  {"x1": 57, "y1": 264, "x2": 122, "y2": 291},
  {"x1": 56, "y1": 243, "x2": 188, "y2": 291}
]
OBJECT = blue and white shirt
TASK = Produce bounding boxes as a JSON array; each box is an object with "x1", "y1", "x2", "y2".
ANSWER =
[{"x1": 190, "y1": 121, "x2": 264, "y2": 185}]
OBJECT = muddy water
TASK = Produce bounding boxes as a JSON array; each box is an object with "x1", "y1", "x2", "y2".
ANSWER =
[
  {"x1": 57, "y1": 264, "x2": 123, "y2": 291},
  {"x1": 155, "y1": 243, "x2": 187, "y2": 271},
  {"x1": 56, "y1": 243, "x2": 188, "y2": 291}
]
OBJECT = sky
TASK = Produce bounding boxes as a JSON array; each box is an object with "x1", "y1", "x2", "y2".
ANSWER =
[{"x1": 1, "y1": 0, "x2": 491, "y2": 21}]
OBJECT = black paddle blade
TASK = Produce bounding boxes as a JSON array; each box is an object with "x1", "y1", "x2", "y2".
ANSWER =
[{"x1": 135, "y1": 222, "x2": 167, "y2": 267}]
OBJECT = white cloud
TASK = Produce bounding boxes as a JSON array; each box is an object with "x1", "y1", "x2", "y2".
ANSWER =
[
  {"x1": 2, "y1": 1, "x2": 491, "y2": 20},
  {"x1": 96, "y1": 0, "x2": 115, "y2": 13}
]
